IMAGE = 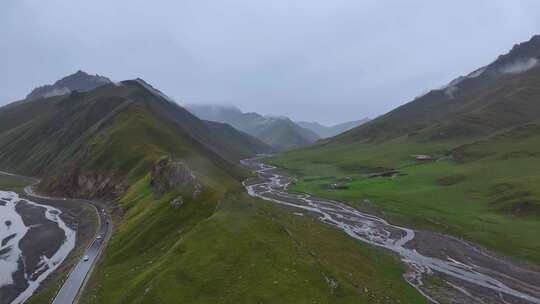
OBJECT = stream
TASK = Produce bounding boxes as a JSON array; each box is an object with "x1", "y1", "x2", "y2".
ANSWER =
[
  {"x1": 0, "y1": 191, "x2": 75, "y2": 304},
  {"x1": 242, "y1": 159, "x2": 540, "y2": 304}
]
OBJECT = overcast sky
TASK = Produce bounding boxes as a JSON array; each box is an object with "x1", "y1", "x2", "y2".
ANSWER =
[{"x1": 2, "y1": 1, "x2": 540, "y2": 124}]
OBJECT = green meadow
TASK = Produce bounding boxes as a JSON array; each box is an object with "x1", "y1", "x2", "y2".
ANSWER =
[{"x1": 270, "y1": 128, "x2": 540, "y2": 265}]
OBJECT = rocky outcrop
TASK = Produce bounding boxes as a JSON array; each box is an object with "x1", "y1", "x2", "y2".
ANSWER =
[
  {"x1": 170, "y1": 196, "x2": 184, "y2": 209},
  {"x1": 150, "y1": 157, "x2": 201, "y2": 197},
  {"x1": 38, "y1": 168, "x2": 128, "y2": 199},
  {"x1": 26, "y1": 70, "x2": 111, "y2": 101}
]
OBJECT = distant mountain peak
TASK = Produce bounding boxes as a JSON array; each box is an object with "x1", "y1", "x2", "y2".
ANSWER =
[
  {"x1": 26, "y1": 70, "x2": 112, "y2": 101},
  {"x1": 296, "y1": 118, "x2": 370, "y2": 138},
  {"x1": 186, "y1": 103, "x2": 320, "y2": 150},
  {"x1": 185, "y1": 103, "x2": 243, "y2": 115}
]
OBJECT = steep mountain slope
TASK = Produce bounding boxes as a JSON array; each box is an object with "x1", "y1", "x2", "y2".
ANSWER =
[
  {"x1": 0, "y1": 79, "x2": 270, "y2": 197},
  {"x1": 0, "y1": 75, "x2": 428, "y2": 303},
  {"x1": 201, "y1": 120, "x2": 272, "y2": 156},
  {"x1": 334, "y1": 34, "x2": 540, "y2": 143},
  {"x1": 253, "y1": 118, "x2": 319, "y2": 150},
  {"x1": 26, "y1": 70, "x2": 112, "y2": 101},
  {"x1": 186, "y1": 104, "x2": 320, "y2": 150},
  {"x1": 270, "y1": 34, "x2": 540, "y2": 266},
  {"x1": 297, "y1": 118, "x2": 370, "y2": 138}
]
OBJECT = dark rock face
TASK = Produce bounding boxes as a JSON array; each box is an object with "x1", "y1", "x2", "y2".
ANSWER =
[
  {"x1": 170, "y1": 196, "x2": 184, "y2": 209},
  {"x1": 38, "y1": 168, "x2": 128, "y2": 200},
  {"x1": 150, "y1": 157, "x2": 201, "y2": 197},
  {"x1": 26, "y1": 70, "x2": 111, "y2": 101}
]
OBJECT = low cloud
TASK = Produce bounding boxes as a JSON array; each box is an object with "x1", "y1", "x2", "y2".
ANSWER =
[
  {"x1": 43, "y1": 87, "x2": 71, "y2": 98},
  {"x1": 500, "y1": 58, "x2": 539, "y2": 74}
]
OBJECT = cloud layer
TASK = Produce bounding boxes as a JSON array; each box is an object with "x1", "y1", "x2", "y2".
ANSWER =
[{"x1": 1, "y1": 0, "x2": 540, "y2": 124}]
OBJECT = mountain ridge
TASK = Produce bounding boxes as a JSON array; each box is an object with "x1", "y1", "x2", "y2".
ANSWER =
[
  {"x1": 186, "y1": 103, "x2": 320, "y2": 150},
  {"x1": 0, "y1": 73, "x2": 427, "y2": 304},
  {"x1": 26, "y1": 70, "x2": 112, "y2": 101},
  {"x1": 331, "y1": 34, "x2": 540, "y2": 143},
  {"x1": 269, "y1": 33, "x2": 540, "y2": 269},
  {"x1": 0, "y1": 78, "x2": 270, "y2": 198},
  {"x1": 296, "y1": 118, "x2": 370, "y2": 138}
]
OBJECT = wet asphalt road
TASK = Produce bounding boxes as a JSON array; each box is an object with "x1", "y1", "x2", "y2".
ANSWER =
[
  {"x1": 23, "y1": 187, "x2": 112, "y2": 304},
  {"x1": 51, "y1": 207, "x2": 110, "y2": 304}
]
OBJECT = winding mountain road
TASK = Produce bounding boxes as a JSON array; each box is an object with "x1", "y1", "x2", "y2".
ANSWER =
[
  {"x1": 242, "y1": 158, "x2": 540, "y2": 304},
  {"x1": 23, "y1": 186, "x2": 112, "y2": 304}
]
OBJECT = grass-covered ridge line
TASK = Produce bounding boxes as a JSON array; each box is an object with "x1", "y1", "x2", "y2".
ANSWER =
[{"x1": 0, "y1": 80, "x2": 268, "y2": 199}]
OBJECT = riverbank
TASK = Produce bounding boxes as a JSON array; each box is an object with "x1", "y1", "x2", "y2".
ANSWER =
[
  {"x1": 242, "y1": 158, "x2": 540, "y2": 304},
  {"x1": 0, "y1": 172, "x2": 98, "y2": 304}
]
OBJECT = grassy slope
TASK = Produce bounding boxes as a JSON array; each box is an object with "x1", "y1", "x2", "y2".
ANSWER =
[
  {"x1": 0, "y1": 84, "x2": 269, "y2": 181},
  {"x1": 51, "y1": 97, "x2": 427, "y2": 303},
  {"x1": 0, "y1": 92, "x2": 128, "y2": 176},
  {"x1": 254, "y1": 120, "x2": 319, "y2": 151},
  {"x1": 0, "y1": 173, "x2": 33, "y2": 192},
  {"x1": 203, "y1": 120, "x2": 273, "y2": 156},
  {"x1": 0, "y1": 83, "x2": 428, "y2": 303},
  {"x1": 81, "y1": 179, "x2": 426, "y2": 304},
  {"x1": 270, "y1": 39, "x2": 540, "y2": 265},
  {"x1": 270, "y1": 124, "x2": 540, "y2": 264},
  {"x1": 75, "y1": 102, "x2": 240, "y2": 183}
]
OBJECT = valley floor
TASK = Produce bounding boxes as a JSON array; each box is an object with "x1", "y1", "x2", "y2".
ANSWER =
[
  {"x1": 269, "y1": 134, "x2": 540, "y2": 266},
  {"x1": 243, "y1": 158, "x2": 540, "y2": 304}
]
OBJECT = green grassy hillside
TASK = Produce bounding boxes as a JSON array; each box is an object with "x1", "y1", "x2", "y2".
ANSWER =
[
  {"x1": 186, "y1": 104, "x2": 320, "y2": 150},
  {"x1": 0, "y1": 81, "x2": 270, "y2": 197},
  {"x1": 70, "y1": 90, "x2": 424, "y2": 303},
  {"x1": 271, "y1": 125, "x2": 540, "y2": 264},
  {"x1": 270, "y1": 35, "x2": 540, "y2": 265},
  {"x1": 0, "y1": 78, "x2": 429, "y2": 303},
  {"x1": 334, "y1": 35, "x2": 540, "y2": 143},
  {"x1": 81, "y1": 179, "x2": 427, "y2": 304},
  {"x1": 253, "y1": 119, "x2": 320, "y2": 151}
]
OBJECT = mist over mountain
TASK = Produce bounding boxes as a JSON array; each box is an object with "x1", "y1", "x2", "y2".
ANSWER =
[
  {"x1": 271, "y1": 35, "x2": 540, "y2": 302},
  {"x1": 296, "y1": 118, "x2": 370, "y2": 138},
  {"x1": 2, "y1": 6, "x2": 540, "y2": 301},
  {"x1": 0, "y1": 76, "x2": 271, "y2": 198},
  {"x1": 186, "y1": 104, "x2": 320, "y2": 150},
  {"x1": 0, "y1": 72, "x2": 397, "y2": 304},
  {"x1": 331, "y1": 34, "x2": 540, "y2": 143},
  {"x1": 26, "y1": 70, "x2": 112, "y2": 101}
]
